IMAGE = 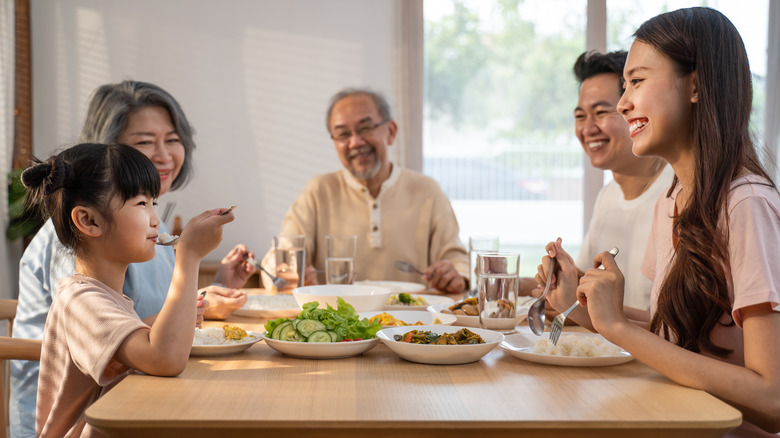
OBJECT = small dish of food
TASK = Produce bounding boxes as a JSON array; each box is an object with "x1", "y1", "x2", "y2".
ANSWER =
[
  {"x1": 191, "y1": 325, "x2": 263, "y2": 357},
  {"x1": 355, "y1": 280, "x2": 425, "y2": 293},
  {"x1": 358, "y1": 310, "x2": 456, "y2": 327},
  {"x1": 427, "y1": 297, "x2": 533, "y2": 327},
  {"x1": 384, "y1": 293, "x2": 454, "y2": 311},
  {"x1": 377, "y1": 325, "x2": 504, "y2": 365},
  {"x1": 232, "y1": 294, "x2": 301, "y2": 319}
]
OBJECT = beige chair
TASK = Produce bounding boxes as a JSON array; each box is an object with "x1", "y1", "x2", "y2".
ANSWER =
[{"x1": 1, "y1": 299, "x2": 41, "y2": 438}]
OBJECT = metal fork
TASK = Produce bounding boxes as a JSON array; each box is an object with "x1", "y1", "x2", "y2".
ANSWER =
[
  {"x1": 394, "y1": 260, "x2": 424, "y2": 276},
  {"x1": 549, "y1": 247, "x2": 618, "y2": 345}
]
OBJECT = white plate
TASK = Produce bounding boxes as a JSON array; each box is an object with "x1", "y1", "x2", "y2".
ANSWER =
[
  {"x1": 358, "y1": 310, "x2": 457, "y2": 327},
  {"x1": 232, "y1": 295, "x2": 301, "y2": 319},
  {"x1": 190, "y1": 331, "x2": 264, "y2": 357},
  {"x1": 263, "y1": 335, "x2": 380, "y2": 359},
  {"x1": 385, "y1": 294, "x2": 454, "y2": 311},
  {"x1": 500, "y1": 332, "x2": 634, "y2": 367},
  {"x1": 355, "y1": 280, "x2": 426, "y2": 293},
  {"x1": 426, "y1": 297, "x2": 533, "y2": 328},
  {"x1": 377, "y1": 325, "x2": 504, "y2": 365}
]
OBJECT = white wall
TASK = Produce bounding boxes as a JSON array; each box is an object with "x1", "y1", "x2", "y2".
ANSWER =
[{"x1": 30, "y1": 0, "x2": 402, "y2": 264}]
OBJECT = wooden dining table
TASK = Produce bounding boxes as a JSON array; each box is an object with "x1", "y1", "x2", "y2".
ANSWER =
[{"x1": 85, "y1": 289, "x2": 742, "y2": 438}]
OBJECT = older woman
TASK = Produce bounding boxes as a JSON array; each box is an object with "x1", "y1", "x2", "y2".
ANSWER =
[{"x1": 9, "y1": 80, "x2": 255, "y2": 438}]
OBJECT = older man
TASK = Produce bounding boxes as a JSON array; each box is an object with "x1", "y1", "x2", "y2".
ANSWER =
[{"x1": 265, "y1": 88, "x2": 468, "y2": 293}]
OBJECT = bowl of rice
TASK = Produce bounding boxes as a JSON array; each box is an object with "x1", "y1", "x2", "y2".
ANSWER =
[{"x1": 191, "y1": 326, "x2": 264, "y2": 357}]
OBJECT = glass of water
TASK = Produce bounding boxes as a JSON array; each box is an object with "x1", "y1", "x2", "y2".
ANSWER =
[
  {"x1": 273, "y1": 235, "x2": 306, "y2": 293},
  {"x1": 325, "y1": 235, "x2": 356, "y2": 284},
  {"x1": 468, "y1": 237, "x2": 499, "y2": 296},
  {"x1": 477, "y1": 252, "x2": 520, "y2": 333}
]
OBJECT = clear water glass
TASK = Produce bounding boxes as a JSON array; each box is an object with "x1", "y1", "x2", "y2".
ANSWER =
[
  {"x1": 325, "y1": 235, "x2": 357, "y2": 284},
  {"x1": 477, "y1": 251, "x2": 520, "y2": 333}
]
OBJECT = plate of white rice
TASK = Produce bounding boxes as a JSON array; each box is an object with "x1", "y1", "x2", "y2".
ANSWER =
[
  {"x1": 500, "y1": 332, "x2": 633, "y2": 366},
  {"x1": 231, "y1": 294, "x2": 301, "y2": 318},
  {"x1": 191, "y1": 326, "x2": 264, "y2": 357}
]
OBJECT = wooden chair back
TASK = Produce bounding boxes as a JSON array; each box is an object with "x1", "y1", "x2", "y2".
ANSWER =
[{"x1": 0, "y1": 299, "x2": 42, "y2": 438}]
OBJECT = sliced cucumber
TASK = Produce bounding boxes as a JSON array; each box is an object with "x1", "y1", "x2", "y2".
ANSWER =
[
  {"x1": 272, "y1": 321, "x2": 293, "y2": 340},
  {"x1": 307, "y1": 331, "x2": 332, "y2": 342},
  {"x1": 296, "y1": 319, "x2": 327, "y2": 338},
  {"x1": 278, "y1": 323, "x2": 300, "y2": 341},
  {"x1": 328, "y1": 331, "x2": 339, "y2": 342}
]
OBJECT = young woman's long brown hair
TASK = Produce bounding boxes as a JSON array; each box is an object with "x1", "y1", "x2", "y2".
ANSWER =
[{"x1": 638, "y1": 7, "x2": 776, "y2": 357}]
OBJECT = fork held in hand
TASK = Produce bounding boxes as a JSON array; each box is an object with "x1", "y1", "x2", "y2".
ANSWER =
[
  {"x1": 549, "y1": 247, "x2": 619, "y2": 345},
  {"x1": 394, "y1": 261, "x2": 424, "y2": 276}
]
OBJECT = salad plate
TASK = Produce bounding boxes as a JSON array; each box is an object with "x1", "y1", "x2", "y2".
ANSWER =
[
  {"x1": 385, "y1": 294, "x2": 454, "y2": 311},
  {"x1": 377, "y1": 325, "x2": 503, "y2": 365},
  {"x1": 263, "y1": 335, "x2": 380, "y2": 359},
  {"x1": 358, "y1": 310, "x2": 456, "y2": 327},
  {"x1": 500, "y1": 332, "x2": 633, "y2": 367},
  {"x1": 426, "y1": 296, "x2": 533, "y2": 328},
  {"x1": 190, "y1": 329, "x2": 264, "y2": 357},
  {"x1": 355, "y1": 280, "x2": 425, "y2": 293},
  {"x1": 232, "y1": 294, "x2": 300, "y2": 318}
]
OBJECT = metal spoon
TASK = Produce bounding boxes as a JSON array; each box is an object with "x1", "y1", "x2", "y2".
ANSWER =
[
  {"x1": 527, "y1": 257, "x2": 555, "y2": 336},
  {"x1": 156, "y1": 232, "x2": 179, "y2": 246},
  {"x1": 245, "y1": 256, "x2": 287, "y2": 290}
]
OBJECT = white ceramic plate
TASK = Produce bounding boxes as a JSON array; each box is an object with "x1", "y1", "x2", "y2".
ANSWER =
[
  {"x1": 355, "y1": 280, "x2": 426, "y2": 293},
  {"x1": 263, "y1": 335, "x2": 380, "y2": 359},
  {"x1": 190, "y1": 330, "x2": 264, "y2": 357},
  {"x1": 377, "y1": 325, "x2": 504, "y2": 365},
  {"x1": 385, "y1": 294, "x2": 454, "y2": 311},
  {"x1": 426, "y1": 297, "x2": 533, "y2": 328},
  {"x1": 232, "y1": 295, "x2": 301, "y2": 319},
  {"x1": 358, "y1": 310, "x2": 457, "y2": 327},
  {"x1": 500, "y1": 332, "x2": 633, "y2": 367}
]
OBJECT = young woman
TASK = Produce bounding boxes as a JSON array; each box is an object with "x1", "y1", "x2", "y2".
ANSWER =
[
  {"x1": 10, "y1": 81, "x2": 253, "y2": 438},
  {"x1": 539, "y1": 7, "x2": 780, "y2": 436},
  {"x1": 22, "y1": 143, "x2": 233, "y2": 437}
]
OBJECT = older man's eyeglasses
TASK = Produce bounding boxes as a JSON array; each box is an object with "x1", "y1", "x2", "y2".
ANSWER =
[{"x1": 331, "y1": 120, "x2": 389, "y2": 144}]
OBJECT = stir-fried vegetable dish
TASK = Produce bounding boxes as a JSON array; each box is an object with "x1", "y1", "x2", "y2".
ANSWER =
[{"x1": 393, "y1": 328, "x2": 485, "y2": 345}]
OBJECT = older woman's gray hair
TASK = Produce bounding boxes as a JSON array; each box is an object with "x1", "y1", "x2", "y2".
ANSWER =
[
  {"x1": 325, "y1": 87, "x2": 394, "y2": 131},
  {"x1": 79, "y1": 80, "x2": 196, "y2": 191}
]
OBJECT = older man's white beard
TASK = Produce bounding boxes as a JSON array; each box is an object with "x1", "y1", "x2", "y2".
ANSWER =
[{"x1": 349, "y1": 156, "x2": 383, "y2": 181}]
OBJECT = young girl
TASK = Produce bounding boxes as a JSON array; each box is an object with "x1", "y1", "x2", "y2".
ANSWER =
[
  {"x1": 539, "y1": 7, "x2": 780, "y2": 437},
  {"x1": 22, "y1": 143, "x2": 233, "y2": 437}
]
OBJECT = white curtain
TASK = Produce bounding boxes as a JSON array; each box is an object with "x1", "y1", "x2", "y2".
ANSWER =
[
  {"x1": 766, "y1": 0, "x2": 780, "y2": 179},
  {"x1": 0, "y1": 0, "x2": 21, "y2": 301},
  {"x1": 396, "y1": 0, "x2": 424, "y2": 172}
]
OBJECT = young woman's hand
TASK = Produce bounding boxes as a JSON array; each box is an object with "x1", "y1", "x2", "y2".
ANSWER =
[
  {"x1": 177, "y1": 208, "x2": 234, "y2": 259},
  {"x1": 201, "y1": 285, "x2": 247, "y2": 320},
  {"x1": 535, "y1": 238, "x2": 579, "y2": 312},
  {"x1": 213, "y1": 244, "x2": 256, "y2": 289},
  {"x1": 576, "y1": 250, "x2": 628, "y2": 334}
]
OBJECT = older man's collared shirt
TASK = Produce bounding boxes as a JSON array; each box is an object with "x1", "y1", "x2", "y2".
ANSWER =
[{"x1": 265, "y1": 165, "x2": 468, "y2": 286}]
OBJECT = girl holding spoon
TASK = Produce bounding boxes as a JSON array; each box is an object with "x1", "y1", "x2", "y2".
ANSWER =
[
  {"x1": 538, "y1": 8, "x2": 780, "y2": 436},
  {"x1": 22, "y1": 143, "x2": 232, "y2": 437}
]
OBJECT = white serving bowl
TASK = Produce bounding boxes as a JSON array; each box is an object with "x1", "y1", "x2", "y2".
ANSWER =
[
  {"x1": 292, "y1": 284, "x2": 391, "y2": 312},
  {"x1": 377, "y1": 325, "x2": 504, "y2": 365}
]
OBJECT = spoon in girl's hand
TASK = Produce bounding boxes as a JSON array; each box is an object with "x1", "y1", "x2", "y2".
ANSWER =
[
  {"x1": 219, "y1": 205, "x2": 237, "y2": 215},
  {"x1": 156, "y1": 232, "x2": 179, "y2": 246}
]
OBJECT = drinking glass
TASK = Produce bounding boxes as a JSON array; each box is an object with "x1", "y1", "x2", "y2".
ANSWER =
[
  {"x1": 468, "y1": 236, "x2": 499, "y2": 297},
  {"x1": 273, "y1": 235, "x2": 306, "y2": 293},
  {"x1": 325, "y1": 235, "x2": 357, "y2": 285},
  {"x1": 477, "y1": 252, "x2": 520, "y2": 333}
]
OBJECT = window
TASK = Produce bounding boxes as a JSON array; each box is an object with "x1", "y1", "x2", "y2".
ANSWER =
[{"x1": 423, "y1": 0, "x2": 770, "y2": 276}]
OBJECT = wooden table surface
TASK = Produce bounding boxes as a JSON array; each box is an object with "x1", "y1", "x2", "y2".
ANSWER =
[{"x1": 85, "y1": 290, "x2": 742, "y2": 438}]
